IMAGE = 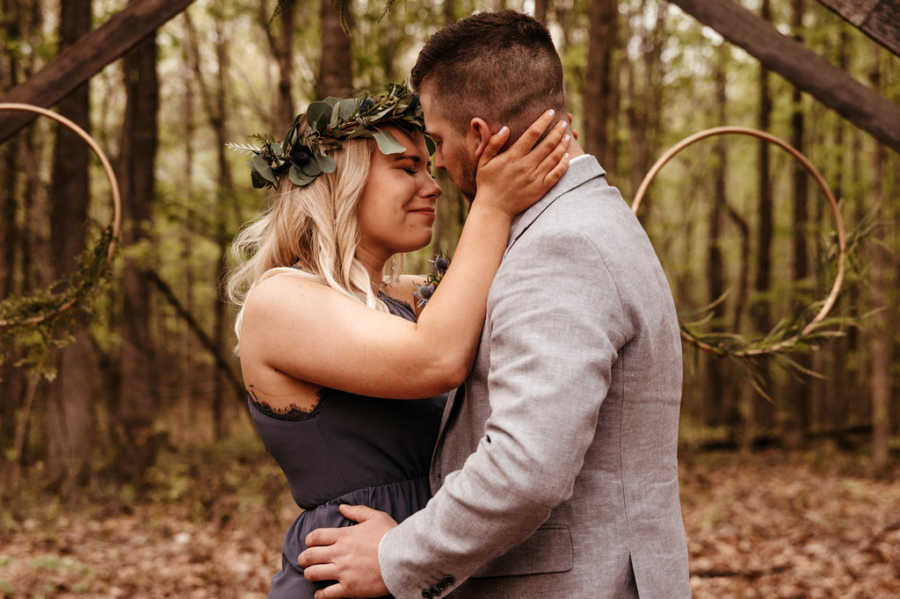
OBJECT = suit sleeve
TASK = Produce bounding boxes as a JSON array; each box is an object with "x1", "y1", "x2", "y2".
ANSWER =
[{"x1": 378, "y1": 228, "x2": 634, "y2": 599}]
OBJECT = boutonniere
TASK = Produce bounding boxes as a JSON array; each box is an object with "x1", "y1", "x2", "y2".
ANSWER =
[{"x1": 414, "y1": 254, "x2": 450, "y2": 307}]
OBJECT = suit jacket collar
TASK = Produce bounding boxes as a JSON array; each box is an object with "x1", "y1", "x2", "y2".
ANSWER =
[{"x1": 507, "y1": 154, "x2": 605, "y2": 250}]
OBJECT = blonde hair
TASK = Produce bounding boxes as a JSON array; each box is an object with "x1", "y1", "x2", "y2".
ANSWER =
[{"x1": 228, "y1": 138, "x2": 402, "y2": 344}]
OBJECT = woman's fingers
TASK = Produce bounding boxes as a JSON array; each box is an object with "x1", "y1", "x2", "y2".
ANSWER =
[
  {"x1": 477, "y1": 125, "x2": 510, "y2": 169},
  {"x1": 506, "y1": 109, "x2": 558, "y2": 158},
  {"x1": 523, "y1": 119, "x2": 569, "y2": 172},
  {"x1": 535, "y1": 130, "x2": 571, "y2": 179},
  {"x1": 544, "y1": 150, "x2": 570, "y2": 188}
]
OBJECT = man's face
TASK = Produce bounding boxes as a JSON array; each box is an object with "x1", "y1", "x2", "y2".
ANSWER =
[{"x1": 419, "y1": 84, "x2": 478, "y2": 198}]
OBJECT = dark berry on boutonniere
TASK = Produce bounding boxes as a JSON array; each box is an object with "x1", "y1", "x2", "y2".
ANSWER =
[
  {"x1": 408, "y1": 94, "x2": 420, "y2": 112},
  {"x1": 360, "y1": 97, "x2": 375, "y2": 113},
  {"x1": 433, "y1": 255, "x2": 450, "y2": 273},
  {"x1": 414, "y1": 282, "x2": 435, "y2": 308}
]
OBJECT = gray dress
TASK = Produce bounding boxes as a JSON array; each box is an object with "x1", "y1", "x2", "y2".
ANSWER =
[{"x1": 248, "y1": 294, "x2": 445, "y2": 599}]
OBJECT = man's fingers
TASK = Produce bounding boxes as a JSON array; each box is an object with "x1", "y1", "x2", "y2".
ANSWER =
[
  {"x1": 338, "y1": 503, "x2": 381, "y2": 523},
  {"x1": 302, "y1": 563, "x2": 339, "y2": 582},
  {"x1": 314, "y1": 582, "x2": 347, "y2": 599},
  {"x1": 298, "y1": 545, "x2": 334, "y2": 568},
  {"x1": 305, "y1": 526, "x2": 343, "y2": 548}
]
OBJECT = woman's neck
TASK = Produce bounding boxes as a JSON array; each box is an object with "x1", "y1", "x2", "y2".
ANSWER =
[{"x1": 355, "y1": 243, "x2": 390, "y2": 292}]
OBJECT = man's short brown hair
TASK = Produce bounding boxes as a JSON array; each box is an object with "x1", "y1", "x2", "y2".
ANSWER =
[{"x1": 411, "y1": 10, "x2": 565, "y2": 143}]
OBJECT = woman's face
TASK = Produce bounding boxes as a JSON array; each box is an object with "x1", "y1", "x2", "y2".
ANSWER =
[{"x1": 356, "y1": 127, "x2": 441, "y2": 258}]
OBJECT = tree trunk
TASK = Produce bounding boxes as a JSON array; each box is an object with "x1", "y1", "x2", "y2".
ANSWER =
[
  {"x1": 117, "y1": 27, "x2": 160, "y2": 480},
  {"x1": 751, "y1": 0, "x2": 775, "y2": 431},
  {"x1": 583, "y1": 0, "x2": 617, "y2": 168},
  {"x1": 868, "y1": 48, "x2": 889, "y2": 472},
  {"x1": 178, "y1": 13, "x2": 197, "y2": 445},
  {"x1": 706, "y1": 42, "x2": 728, "y2": 428},
  {"x1": 443, "y1": 0, "x2": 455, "y2": 25},
  {"x1": 45, "y1": 0, "x2": 95, "y2": 492},
  {"x1": 814, "y1": 0, "x2": 899, "y2": 56},
  {"x1": 0, "y1": 0, "x2": 22, "y2": 451},
  {"x1": 184, "y1": 10, "x2": 240, "y2": 441},
  {"x1": 829, "y1": 29, "x2": 848, "y2": 433},
  {"x1": 317, "y1": 0, "x2": 353, "y2": 98},
  {"x1": 259, "y1": 0, "x2": 296, "y2": 129},
  {"x1": 0, "y1": 0, "x2": 197, "y2": 144},
  {"x1": 665, "y1": 0, "x2": 900, "y2": 152},
  {"x1": 784, "y1": 0, "x2": 810, "y2": 450},
  {"x1": 534, "y1": 0, "x2": 550, "y2": 25}
]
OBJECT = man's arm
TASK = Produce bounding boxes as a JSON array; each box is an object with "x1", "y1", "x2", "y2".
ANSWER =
[{"x1": 378, "y1": 227, "x2": 633, "y2": 599}]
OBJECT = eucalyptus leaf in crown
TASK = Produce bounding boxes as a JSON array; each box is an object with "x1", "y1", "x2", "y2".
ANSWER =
[{"x1": 229, "y1": 83, "x2": 430, "y2": 190}]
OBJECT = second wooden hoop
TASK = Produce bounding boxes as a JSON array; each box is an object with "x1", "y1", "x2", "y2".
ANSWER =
[{"x1": 632, "y1": 126, "x2": 846, "y2": 353}]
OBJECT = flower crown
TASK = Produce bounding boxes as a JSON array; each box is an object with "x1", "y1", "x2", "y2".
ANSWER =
[{"x1": 229, "y1": 83, "x2": 429, "y2": 190}]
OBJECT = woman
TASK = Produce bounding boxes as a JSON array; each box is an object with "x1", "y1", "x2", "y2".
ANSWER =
[{"x1": 228, "y1": 83, "x2": 569, "y2": 598}]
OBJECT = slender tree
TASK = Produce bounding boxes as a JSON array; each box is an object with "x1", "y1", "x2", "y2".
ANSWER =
[
  {"x1": 868, "y1": 48, "x2": 890, "y2": 472},
  {"x1": 117, "y1": 23, "x2": 160, "y2": 476},
  {"x1": 706, "y1": 41, "x2": 728, "y2": 428},
  {"x1": 583, "y1": 0, "x2": 618, "y2": 169},
  {"x1": 784, "y1": 0, "x2": 810, "y2": 450},
  {"x1": 317, "y1": 0, "x2": 353, "y2": 98},
  {"x1": 259, "y1": 0, "x2": 296, "y2": 129},
  {"x1": 751, "y1": 0, "x2": 775, "y2": 433},
  {"x1": 45, "y1": 0, "x2": 95, "y2": 491}
]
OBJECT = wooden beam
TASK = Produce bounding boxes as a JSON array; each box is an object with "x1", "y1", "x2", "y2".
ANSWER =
[
  {"x1": 0, "y1": 0, "x2": 196, "y2": 144},
  {"x1": 668, "y1": 0, "x2": 900, "y2": 153},
  {"x1": 815, "y1": 0, "x2": 900, "y2": 56}
]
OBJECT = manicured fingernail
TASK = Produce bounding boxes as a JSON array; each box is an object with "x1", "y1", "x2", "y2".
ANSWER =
[
  {"x1": 563, "y1": 152, "x2": 569, "y2": 159},
  {"x1": 499, "y1": 126, "x2": 509, "y2": 134},
  {"x1": 563, "y1": 134, "x2": 571, "y2": 143},
  {"x1": 547, "y1": 109, "x2": 555, "y2": 116},
  {"x1": 558, "y1": 120, "x2": 568, "y2": 129}
]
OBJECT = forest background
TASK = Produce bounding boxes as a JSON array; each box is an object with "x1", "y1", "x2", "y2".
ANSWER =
[{"x1": 0, "y1": 0, "x2": 897, "y2": 597}]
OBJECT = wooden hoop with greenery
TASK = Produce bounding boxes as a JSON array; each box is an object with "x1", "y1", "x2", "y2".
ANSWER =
[
  {"x1": 0, "y1": 103, "x2": 121, "y2": 329},
  {"x1": 632, "y1": 126, "x2": 847, "y2": 360}
]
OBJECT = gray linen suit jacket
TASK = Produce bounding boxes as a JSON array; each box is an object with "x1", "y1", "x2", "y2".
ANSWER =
[{"x1": 379, "y1": 155, "x2": 690, "y2": 599}]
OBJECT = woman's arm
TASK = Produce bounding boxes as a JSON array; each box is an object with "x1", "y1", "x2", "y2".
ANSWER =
[{"x1": 240, "y1": 111, "x2": 570, "y2": 399}]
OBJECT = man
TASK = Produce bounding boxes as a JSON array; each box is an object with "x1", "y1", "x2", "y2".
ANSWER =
[{"x1": 299, "y1": 10, "x2": 690, "y2": 599}]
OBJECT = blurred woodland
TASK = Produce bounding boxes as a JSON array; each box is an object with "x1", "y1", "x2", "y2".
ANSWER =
[{"x1": 0, "y1": 0, "x2": 898, "y2": 596}]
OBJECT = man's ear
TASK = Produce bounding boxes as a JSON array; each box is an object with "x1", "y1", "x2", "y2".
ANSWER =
[{"x1": 467, "y1": 117, "x2": 493, "y2": 163}]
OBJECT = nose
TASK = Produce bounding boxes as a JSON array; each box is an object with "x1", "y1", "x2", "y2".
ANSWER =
[{"x1": 424, "y1": 172, "x2": 442, "y2": 200}]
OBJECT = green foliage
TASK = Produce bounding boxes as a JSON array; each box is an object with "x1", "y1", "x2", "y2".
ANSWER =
[
  {"x1": 231, "y1": 82, "x2": 427, "y2": 190},
  {"x1": 0, "y1": 227, "x2": 115, "y2": 380}
]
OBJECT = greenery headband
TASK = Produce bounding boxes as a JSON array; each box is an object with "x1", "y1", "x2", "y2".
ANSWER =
[{"x1": 229, "y1": 82, "x2": 429, "y2": 190}]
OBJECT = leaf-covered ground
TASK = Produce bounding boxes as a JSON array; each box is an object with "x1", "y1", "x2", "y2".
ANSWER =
[{"x1": 1, "y1": 443, "x2": 897, "y2": 598}]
